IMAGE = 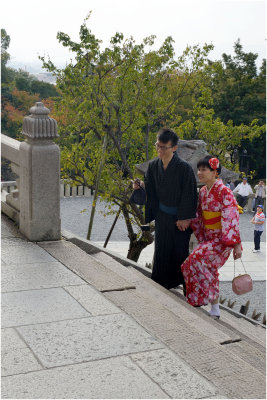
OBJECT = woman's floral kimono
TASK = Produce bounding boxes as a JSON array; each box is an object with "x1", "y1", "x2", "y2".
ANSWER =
[{"x1": 181, "y1": 179, "x2": 241, "y2": 306}]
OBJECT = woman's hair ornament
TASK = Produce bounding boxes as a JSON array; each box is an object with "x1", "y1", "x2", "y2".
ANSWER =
[{"x1": 209, "y1": 158, "x2": 220, "y2": 170}]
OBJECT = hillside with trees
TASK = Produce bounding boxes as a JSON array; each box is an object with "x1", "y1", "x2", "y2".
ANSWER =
[{"x1": 1, "y1": 29, "x2": 59, "y2": 140}]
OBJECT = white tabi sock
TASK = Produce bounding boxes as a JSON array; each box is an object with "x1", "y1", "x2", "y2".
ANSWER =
[{"x1": 209, "y1": 303, "x2": 220, "y2": 317}]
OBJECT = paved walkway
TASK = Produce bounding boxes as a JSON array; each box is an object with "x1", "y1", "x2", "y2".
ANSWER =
[
  {"x1": 95, "y1": 241, "x2": 266, "y2": 281},
  {"x1": 1, "y1": 214, "x2": 266, "y2": 399}
]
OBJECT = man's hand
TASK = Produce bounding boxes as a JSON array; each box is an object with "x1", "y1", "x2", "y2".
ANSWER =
[
  {"x1": 132, "y1": 179, "x2": 144, "y2": 190},
  {"x1": 176, "y1": 219, "x2": 191, "y2": 231},
  {"x1": 233, "y1": 243, "x2": 242, "y2": 260}
]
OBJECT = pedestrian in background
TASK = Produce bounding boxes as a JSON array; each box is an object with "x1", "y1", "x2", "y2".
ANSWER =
[
  {"x1": 233, "y1": 177, "x2": 253, "y2": 209},
  {"x1": 254, "y1": 180, "x2": 266, "y2": 210},
  {"x1": 251, "y1": 205, "x2": 265, "y2": 253},
  {"x1": 229, "y1": 181, "x2": 235, "y2": 191}
]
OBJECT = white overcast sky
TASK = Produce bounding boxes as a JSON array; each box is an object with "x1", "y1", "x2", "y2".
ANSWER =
[{"x1": 1, "y1": 0, "x2": 266, "y2": 71}]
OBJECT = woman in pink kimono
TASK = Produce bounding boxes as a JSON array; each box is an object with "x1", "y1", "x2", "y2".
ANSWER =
[{"x1": 181, "y1": 156, "x2": 242, "y2": 318}]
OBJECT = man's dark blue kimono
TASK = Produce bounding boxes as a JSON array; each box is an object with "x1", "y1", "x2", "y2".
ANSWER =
[{"x1": 145, "y1": 152, "x2": 197, "y2": 289}]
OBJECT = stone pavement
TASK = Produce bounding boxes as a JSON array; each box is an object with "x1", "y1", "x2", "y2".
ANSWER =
[{"x1": 1, "y1": 214, "x2": 266, "y2": 399}]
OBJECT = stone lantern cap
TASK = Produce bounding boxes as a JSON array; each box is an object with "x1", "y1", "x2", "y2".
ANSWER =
[{"x1": 22, "y1": 102, "x2": 58, "y2": 139}]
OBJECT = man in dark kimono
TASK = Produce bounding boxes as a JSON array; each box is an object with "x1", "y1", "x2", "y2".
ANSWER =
[{"x1": 144, "y1": 128, "x2": 197, "y2": 289}]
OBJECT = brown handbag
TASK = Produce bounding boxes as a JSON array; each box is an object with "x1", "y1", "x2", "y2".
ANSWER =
[{"x1": 232, "y1": 259, "x2": 253, "y2": 295}]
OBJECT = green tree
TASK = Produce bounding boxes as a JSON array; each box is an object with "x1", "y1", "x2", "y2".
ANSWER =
[
  {"x1": 205, "y1": 39, "x2": 266, "y2": 177},
  {"x1": 1, "y1": 28, "x2": 11, "y2": 83},
  {"x1": 41, "y1": 15, "x2": 214, "y2": 261}
]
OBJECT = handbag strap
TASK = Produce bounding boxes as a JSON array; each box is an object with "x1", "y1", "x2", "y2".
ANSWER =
[{"x1": 234, "y1": 258, "x2": 247, "y2": 277}]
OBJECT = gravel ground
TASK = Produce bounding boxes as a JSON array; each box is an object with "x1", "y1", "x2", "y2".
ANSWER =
[
  {"x1": 60, "y1": 196, "x2": 266, "y2": 242},
  {"x1": 61, "y1": 197, "x2": 266, "y2": 322},
  {"x1": 219, "y1": 281, "x2": 266, "y2": 322}
]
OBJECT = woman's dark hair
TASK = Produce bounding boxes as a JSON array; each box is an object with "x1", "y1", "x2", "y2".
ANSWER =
[
  {"x1": 197, "y1": 155, "x2": 222, "y2": 175},
  {"x1": 157, "y1": 128, "x2": 179, "y2": 147}
]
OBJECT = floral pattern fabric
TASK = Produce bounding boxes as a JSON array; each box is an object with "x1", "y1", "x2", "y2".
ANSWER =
[{"x1": 181, "y1": 179, "x2": 241, "y2": 306}]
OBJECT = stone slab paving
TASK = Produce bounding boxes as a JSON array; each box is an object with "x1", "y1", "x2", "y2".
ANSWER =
[
  {"x1": 1, "y1": 288, "x2": 91, "y2": 328},
  {"x1": 16, "y1": 314, "x2": 163, "y2": 368},
  {"x1": 64, "y1": 284, "x2": 122, "y2": 316},
  {"x1": 1, "y1": 262, "x2": 85, "y2": 292},
  {"x1": 1, "y1": 214, "x2": 266, "y2": 399},
  {"x1": 105, "y1": 289, "x2": 266, "y2": 399},
  {"x1": 1, "y1": 239, "x2": 56, "y2": 265},
  {"x1": 130, "y1": 349, "x2": 219, "y2": 399},
  {"x1": 39, "y1": 240, "x2": 136, "y2": 292},
  {"x1": 1, "y1": 356, "x2": 169, "y2": 399},
  {"x1": 1, "y1": 328, "x2": 43, "y2": 376}
]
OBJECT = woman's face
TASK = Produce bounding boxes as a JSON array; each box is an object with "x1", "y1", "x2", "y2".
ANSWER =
[{"x1": 197, "y1": 166, "x2": 216, "y2": 184}]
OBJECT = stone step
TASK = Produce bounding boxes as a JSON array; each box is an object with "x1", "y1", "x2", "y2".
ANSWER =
[
  {"x1": 92, "y1": 252, "x2": 266, "y2": 381},
  {"x1": 39, "y1": 242, "x2": 266, "y2": 398},
  {"x1": 104, "y1": 288, "x2": 265, "y2": 399},
  {"x1": 38, "y1": 240, "x2": 135, "y2": 292},
  {"x1": 92, "y1": 251, "x2": 265, "y2": 348},
  {"x1": 204, "y1": 305, "x2": 266, "y2": 347}
]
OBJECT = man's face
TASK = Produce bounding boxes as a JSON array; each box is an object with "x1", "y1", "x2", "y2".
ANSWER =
[
  {"x1": 243, "y1": 179, "x2": 247, "y2": 185},
  {"x1": 155, "y1": 140, "x2": 177, "y2": 160},
  {"x1": 259, "y1": 181, "x2": 263, "y2": 186}
]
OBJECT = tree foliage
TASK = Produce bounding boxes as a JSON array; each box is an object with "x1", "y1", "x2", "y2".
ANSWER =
[
  {"x1": 40, "y1": 15, "x2": 215, "y2": 260},
  {"x1": 41, "y1": 17, "x2": 265, "y2": 260},
  {"x1": 203, "y1": 39, "x2": 266, "y2": 176}
]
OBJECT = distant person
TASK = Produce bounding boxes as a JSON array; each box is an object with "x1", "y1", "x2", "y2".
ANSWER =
[
  {"x1": 254, "y1": 180, "x2": 266, "y2": 210},
  {"x1": 229, "y1": 181, "x2": 235, "y2": 191},
  {"x1": 251, "y1": 205, "x2": 265, "y2": 253},
  {"x1": 233, "y1": 177, "x2": 253, "y2": 209},
  {"x1": 132, "y1": 128, "x2": 198, "y2": 290},
  {"x1": 181, "y1": 156, "x2": 242, "y2": 319}
]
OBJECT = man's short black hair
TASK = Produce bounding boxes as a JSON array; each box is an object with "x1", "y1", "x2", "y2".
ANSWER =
[
  {"x1": 197, "y1": 155, "x2": 222, "y2": 175},
  {"x1": 157, "y1": 128, "x2": 179, "y2": 147}
]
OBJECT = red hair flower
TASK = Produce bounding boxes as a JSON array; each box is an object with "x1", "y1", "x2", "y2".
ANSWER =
[{"x1": 209, "y1": 158, "x2": 220, "y2": 170}]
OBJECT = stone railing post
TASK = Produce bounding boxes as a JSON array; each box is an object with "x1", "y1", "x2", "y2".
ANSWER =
[{"x1": 19, "y1": 102, "x2": 61, "y2": 240}]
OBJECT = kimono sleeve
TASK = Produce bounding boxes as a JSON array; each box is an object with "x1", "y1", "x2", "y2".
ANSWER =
[
  {"x1": 144, "y1": 162, "x2": 159, "y2": 223},
  {"x1": 190, "y1": 193, "x2": 205, "y2": 243},
  {"x1": 221, "y1": 187, "x2": 241, "y2": 246}
]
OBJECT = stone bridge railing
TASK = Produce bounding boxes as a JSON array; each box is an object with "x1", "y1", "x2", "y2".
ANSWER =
[
  {"x1": 1, "y1": 102, "x2": 61, "y2": 241},
  {"x1": 1, "y1": 136, "x2": 20, "y2": 222},
  {"x1": 2, "y1": 180, "x2": 93, "y2": 198}
]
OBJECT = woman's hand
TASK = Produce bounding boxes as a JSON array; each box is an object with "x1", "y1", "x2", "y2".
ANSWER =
[{"x1": 233, "y1": 243, "x2": 242, "y2": 260}]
